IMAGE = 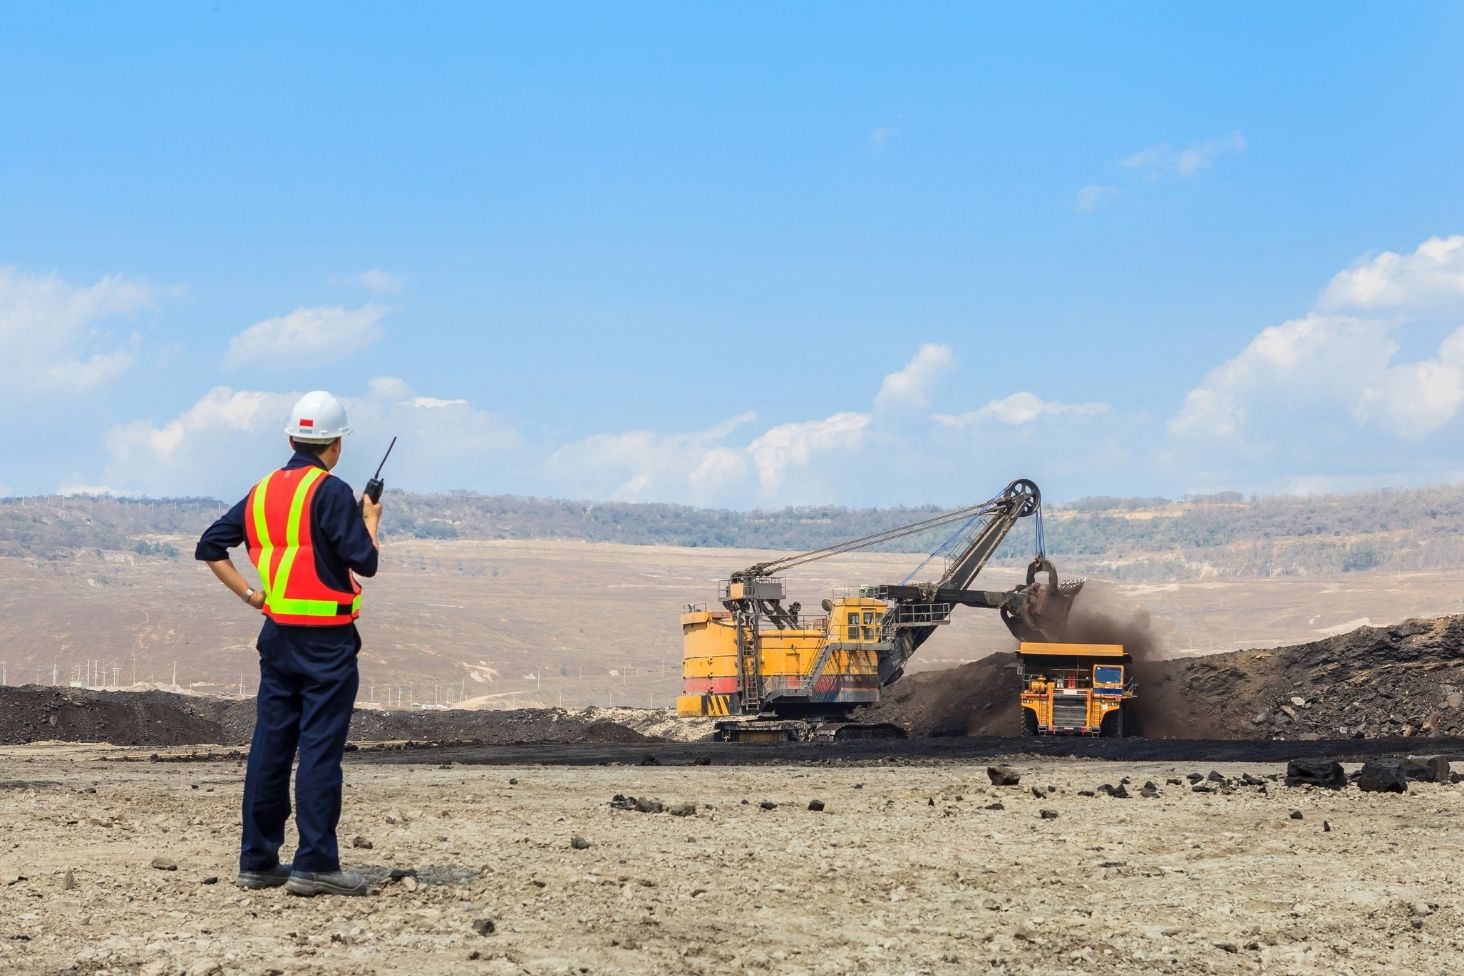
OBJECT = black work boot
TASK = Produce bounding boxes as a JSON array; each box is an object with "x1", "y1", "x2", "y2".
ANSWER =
[
  {"x1": 235, "y1": 863, "x2": 292, "y2": 889},
  {"x1": 286, "y1": 869, "x2": 369, "y2": 897}
]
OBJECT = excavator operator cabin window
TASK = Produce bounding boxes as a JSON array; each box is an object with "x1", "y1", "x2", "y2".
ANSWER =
[
  {"x1": 847, "y1": 612, "x2": 861, "y2": 641},
  {"x1": 862, "y1": 611, "x2": 876, "y2": 641}
]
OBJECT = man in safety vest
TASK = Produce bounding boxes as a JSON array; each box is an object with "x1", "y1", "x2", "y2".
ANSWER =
[{"x1": 195, "y1": 390, "x2": 382, "y2": 897}]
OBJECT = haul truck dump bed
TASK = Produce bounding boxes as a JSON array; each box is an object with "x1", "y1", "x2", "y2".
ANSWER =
[{"x1": 1018, "y1": 641, "x2": 1135, "y2": 737}]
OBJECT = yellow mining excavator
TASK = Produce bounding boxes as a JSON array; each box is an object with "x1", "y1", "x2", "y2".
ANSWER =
[{"x1": 677, "y1": 479, "x2": 1086, "y2": 741}]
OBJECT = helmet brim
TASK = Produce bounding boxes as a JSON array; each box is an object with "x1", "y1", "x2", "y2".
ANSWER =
[{"x1": 287, "y1": 430, "x2": 350, "y2": 443}]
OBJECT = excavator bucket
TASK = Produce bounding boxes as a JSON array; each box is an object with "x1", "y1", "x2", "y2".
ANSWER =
[{"x1": 1000, "y1": 558, "x2": 1084, "y2": 643}]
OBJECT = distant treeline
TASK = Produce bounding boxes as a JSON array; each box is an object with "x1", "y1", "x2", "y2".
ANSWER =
[{"x1": 4, "y1": 484, "x2": 1463, "y2": 580}]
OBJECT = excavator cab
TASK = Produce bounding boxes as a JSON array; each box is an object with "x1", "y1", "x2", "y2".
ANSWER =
[{"x1": 1000, "y1": 556, "x2": 1084, "y2": 642}]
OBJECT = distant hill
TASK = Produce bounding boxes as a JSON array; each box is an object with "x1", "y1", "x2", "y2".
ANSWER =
[{"x1": 5, "y1": 483, "x2": 1464, "y2": 580}]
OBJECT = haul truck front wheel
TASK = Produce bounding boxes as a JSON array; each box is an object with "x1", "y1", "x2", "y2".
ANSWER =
[
  {"x1": 1021, "y1": 709, "x2": 1039, "y2": 736},
  {"x1": 1100, "y1": 707, "x2": 1124, "y2": 739}
]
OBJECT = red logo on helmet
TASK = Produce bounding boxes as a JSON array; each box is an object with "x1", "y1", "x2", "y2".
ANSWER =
[{"x1": 300, "y1": 418, "x2": 314, "y2": 428}]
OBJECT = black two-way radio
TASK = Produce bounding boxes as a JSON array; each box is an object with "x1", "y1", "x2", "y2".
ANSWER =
[{"x1": 364, "y1": 436, "x2": 397, "y2": 504}]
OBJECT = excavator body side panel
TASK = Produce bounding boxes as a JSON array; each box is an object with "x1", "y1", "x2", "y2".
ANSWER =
[
  {"x1": 679, "y1": 599, "x2": 889, "y2": 716},
  {"x1": 679, "y1": 612, "x2": 741, "y2": 715}
]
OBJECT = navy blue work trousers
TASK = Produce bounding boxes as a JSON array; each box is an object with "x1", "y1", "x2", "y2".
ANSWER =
[{"x1": 239, "y1": 622, "x2": 360, "y2": 874}]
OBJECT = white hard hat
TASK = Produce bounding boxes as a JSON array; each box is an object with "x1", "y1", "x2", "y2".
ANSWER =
[{"x1": 284, "y1": 390, "x2": 352, "y2": 442}]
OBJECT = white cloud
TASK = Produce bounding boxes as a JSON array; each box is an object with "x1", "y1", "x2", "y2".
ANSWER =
[
  {"x1": 226, "y1": 304, "x2": 387, "y2": 368},
  {"x1": 94, "y1": 378, "x2": 519, "y2": 497},
  {"x1": 542, "y1": 343, "x2": 1123, "y2": 506},
  {"x1": 935, "y1": 392, "x2": 1110, "y2": 429},
  {"x1": 1319, "y1": 236, "x2": 1464, "y2": 311},
  {"x1": 544, "y1": 409, "x2": 873, "y2": 505},
  {"x1": 334, "y1": 270, "x2": 406, "y2": 295},
  {"x1": 0, "y1": 267, "x2": 157, "y2": 397},
  {"x1": 79, "y1": 339, "x2": 1144, "y2": 506},
  {"x1": 875, "y1": 343, "x2": 956, "y2": 410},
  {"x1": 356, "y1": 382, "x2": 522, "y2": 477},
  {"x1": 869, "y1": 127, "x2": 898, "y2": 149},
  {"x1": 404, "y1": 396, "x2": 469, "y2": 409},
  {"x1": 1353, "y1": 325, "x2": 1464, "y2": 436},
  {"x1": 747, "y1": 412, "x2": 870, "y2": 491},
  {"x1": 107, "y1": 387, "x2": 298, "y2": 479},
  {"x1": 1169, "y1": 314, "x2": 1394, "y2": 440},
  {"x1": 1075, "y1": 185, "x2": 1119, "y2": 213},
  {"x1": 544, "y1": 412, "x2": 758, "y2": 503},
  {"x1": 1120, "y1": 131, "x2": 1246, "y2": 178},
  {"x1": 1170, "y1": 235, "x2": 1464, "y2": 457},
  {"x1": 367, "y1": 375, "x2": 412, "y2": 398}
]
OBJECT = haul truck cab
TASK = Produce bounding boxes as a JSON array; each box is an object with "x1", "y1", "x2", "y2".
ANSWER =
[{"x1": 1017, "y1": 642, "x2": 1135, "y2": 737}]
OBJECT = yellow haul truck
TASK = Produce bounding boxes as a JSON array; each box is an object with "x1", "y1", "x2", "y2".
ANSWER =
[
  {"x1": 678, "y1": 479, "x2": 1086, "y2": 741},
  {"x1": 1017, "y1": 642, "x2": 1135, "y2": 737}
]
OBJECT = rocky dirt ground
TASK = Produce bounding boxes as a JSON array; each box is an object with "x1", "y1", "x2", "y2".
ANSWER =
[{"x1": 2, "y1": 746, "x2": 1462, "y2": 976}]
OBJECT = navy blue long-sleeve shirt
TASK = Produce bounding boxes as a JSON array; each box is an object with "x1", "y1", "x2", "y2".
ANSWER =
[{"x1": 196, "y1": 451, "x2": 379, "y2": 650}]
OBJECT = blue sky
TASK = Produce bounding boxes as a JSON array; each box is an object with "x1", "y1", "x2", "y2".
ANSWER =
[{"x1": 2, "y1": 3, "x2": 1463, "y2": 507}]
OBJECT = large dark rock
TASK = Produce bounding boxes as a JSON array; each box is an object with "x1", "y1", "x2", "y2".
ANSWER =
[
  {"x1": 1408, "y1": 756, "x2": 1452, "y2": 783},
  {"x1": 1285, "y1": 759, "x2": 1345, "y2": 789},
  {"x1": 1357, "y1": 761, "x2": 1408, "y2": 794},
  {"x1": 1400, "y1": 757, "x2": 1434, "y2": 782},
  {"x1": 987, "y1": 766, "x2": 1021, "y2": 786}
]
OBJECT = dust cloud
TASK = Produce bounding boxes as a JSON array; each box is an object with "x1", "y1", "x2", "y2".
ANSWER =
[{"x1": 1051, "y1": 582, "x2": 1203, "y2": 738}]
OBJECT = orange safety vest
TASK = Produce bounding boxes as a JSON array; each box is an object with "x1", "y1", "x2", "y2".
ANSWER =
[{"x1": 243, "y1": 466, "x2": 363, "y2": 626}]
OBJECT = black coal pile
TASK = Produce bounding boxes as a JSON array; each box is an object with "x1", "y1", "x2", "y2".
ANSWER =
[
  {"x1": 0, "y1": 686, "x2": 229, "y2": 746},
  {"x1": 863, "y1": 653, "x2": 1018, "y2": 737},
  {"x1": 0, "y1": 686, "x2": 655, "y2": 747},
  {"x1": 1181, "y1": 615, "x2": 1464, "y2": 741},
  {"x1": 871, "y1": 614, "x2": 1464, "y2": 741}
]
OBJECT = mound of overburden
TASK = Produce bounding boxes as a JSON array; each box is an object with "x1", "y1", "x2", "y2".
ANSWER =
[
  {"x1": 1151, "y1": 615, "x2": 1464, "y2": 740},
  {"x1": 869, "y1": 615, "x2": 1464, "y2": 740},
  {"x1": 0, "y1": 687, "x2": 229, "y2": 747},
  {"x1": 864, "y1": 653, "x2": 1021, "y2": 737},
  {"x1": 0, "y1": 688, "x2": 653, "y2": 747}
]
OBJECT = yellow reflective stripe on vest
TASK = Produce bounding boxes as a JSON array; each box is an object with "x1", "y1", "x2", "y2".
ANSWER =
[
  {"x1": 251, "y1": 471, "x2": 277, "y2": 591},
  {"x1": 256, "y1": 467, "x2": 348, "y2": 618}
]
